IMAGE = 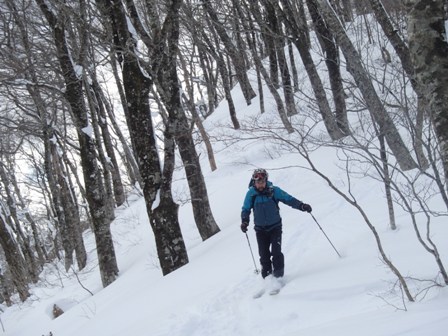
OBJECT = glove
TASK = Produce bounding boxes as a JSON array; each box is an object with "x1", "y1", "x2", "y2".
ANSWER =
[
  {"x1": 300, "y1": 203, "x2": 312, "y2": 213},
  {"x1": 241, "y1": 222, "x2": 249, "y2": 233}
]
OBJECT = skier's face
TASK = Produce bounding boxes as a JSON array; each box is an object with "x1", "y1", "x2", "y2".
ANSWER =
[{"x1": 255, "y1": 179, "x2": 266, "y2": 191}]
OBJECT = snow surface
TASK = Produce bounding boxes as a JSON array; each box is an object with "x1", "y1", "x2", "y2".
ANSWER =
[{"x1": 2, "y1": 24, "x2": 448, "y2": 335}]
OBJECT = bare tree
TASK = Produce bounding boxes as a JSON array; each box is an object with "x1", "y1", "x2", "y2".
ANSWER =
[
  {"x1": 262, "y1": 1, "x2": 297, "y2": 117},
  {"x1": 0, "y1": 161, "x2": 40, "y2": 282},
  {"x1": 36, "y1": 0, "x2": 119, "y2": 287},
  {"x1": 202, "y1": 0, "x2": 257, "y2": 105},
  {"x1": 123, "y1": 0, "x2": 221, "y2": 241},
  {"x1": 0, "y1": 201, "x2": 30, "y2": 302},
  {"x1": 245, "y1": 13, "x2": 294, "y2": 133},
  {"x1": 307, "y1": 0, "x2": 350, "y2": 135},
  {"x1": 315, "y1": 0, "x2": 418, "y2": 171},
  {"x1": 95, "y1": 0, "x2": 191, "y2": 274},
  {"x1": 264, "y1": 0, "x2": 347, "y2": 140},
  {"x1": 407, "y1": 0, "x2": 448, "y2": 191}
]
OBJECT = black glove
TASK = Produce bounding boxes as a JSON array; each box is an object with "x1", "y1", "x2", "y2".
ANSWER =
[
  {"x1": 241, "y1": 222, "x2": 249, "y2": 233},
  {"x1": 300, "y1": 203, "x2": 312, "y2": 213}
]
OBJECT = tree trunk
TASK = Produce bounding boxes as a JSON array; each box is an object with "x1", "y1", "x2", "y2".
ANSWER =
[
  {"x1": 377, "y1": 134, "x2": 397, "y2": 230},
  {"x1": 369, "y1": 0, "x2": 414, "y2": 81},
  {"x1": 272, "y1": 0, "x2": 346, "y2": 140},
  {"x1": 51, "y1": 143, "x2": 87, "y2": 271},
  {"x1": 151, "y1": 123, "x2": 189, "y2": 275},
  {"x1": 265, "y1": 2, "x2": 297, "y2": 117},
  {"x1": 407, "y1": 0, "x2": 448, "y2": 190},
  {"x1": 316, "y1": 0, "x2": 418, "y2": 171},
  {"x1": 0, "y1": 163, "x2": 39, "y2": 283},
  {"x1": 91, "y1": 78, "x2": 126, "y2": 207},
  {"x1": 104, "y1": 56, "x2": 143, "y2": 189},
  {"x1": 10, "y1": 170, "x2": 47, "y2": 265},
  {"x1": 307, "y1": 0, "x2": 350, "y2": 135},
  {"x1": 263, "y1": 4, "x2": 280, "y2": 89},
  {"x1": 197, "y1": 48, "x2": 217, "y2": 116},
  {"x1": 199, "y1": 21, "x2": 240, "y2": 128},
  {"x1": 341, "y1": 0, "x2": 354, "y2": 22},
  {"x1": 179, "y1": 50, "x2": 218, "y2": 171},
  {"x1": 367, "y1": 0, "x2": 429, "y2": 169},
  {"x1": 124, "y1": 0, "x2": 221, "y2": 241},
  {"x1": 37, "y1": 0, "x2": 119, "y2": 287},
  {"x1": 99, "y1": 0, "x2": 191, "y2": 274},
  {"x1": 247, "y1": 23, "x2": 294, "y2": 133},
  {"x1": 0, "y1": 207, "x2": 30, "y2": 302},
  {"x1": 158, "y1": 68, "x2": 221, "y2": 241},
  {"x1": 85, "y1": 75, "x2": 116, "y2": 222},
  {"x1": 202, "y1": 0, "x2": 256, "y2": 105},
  {"x1": 288, "y1": 39, "x2": 299, "y2": 92}
]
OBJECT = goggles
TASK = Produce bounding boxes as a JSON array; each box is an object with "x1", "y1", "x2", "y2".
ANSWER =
[{"x1": 253, "y1": 173, "x2": 267, "y2": 181}]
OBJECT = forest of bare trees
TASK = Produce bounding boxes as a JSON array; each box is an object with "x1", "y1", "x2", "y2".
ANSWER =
[{"x1": 0, "y1": 0, "x2": 447, "y2": 306}]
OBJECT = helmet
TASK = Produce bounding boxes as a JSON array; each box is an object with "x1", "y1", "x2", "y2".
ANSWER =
[{"x1": 252, "y1": 168, "x2": 268, "y2": 182}]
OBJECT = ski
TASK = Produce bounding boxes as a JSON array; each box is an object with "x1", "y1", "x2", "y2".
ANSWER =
[
  {"x1": 253, "y1": 288, "x2": 265, "y2": 299},
  {"x1": 269, "y1": 288, "x2": 281, "y2": 295},
  {"x1": 268, "y1": 277, "x2": 285, "y2": 295}
]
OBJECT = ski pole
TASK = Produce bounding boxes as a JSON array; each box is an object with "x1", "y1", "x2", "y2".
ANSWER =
[
  {"x1": 245, "y1": 232, "x2": 260, "y2": 274},
  {"x1": 310, "y1": 213, "x2": 342, "y2": 258}
]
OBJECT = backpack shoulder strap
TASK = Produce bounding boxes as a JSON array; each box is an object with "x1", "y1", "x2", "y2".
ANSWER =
[
  {"x1": 250, "y1": 192, "x2": 257, "y2": 209},
  {"x1": 250, "y1": 186, "x2": 278, "y2": 209}
]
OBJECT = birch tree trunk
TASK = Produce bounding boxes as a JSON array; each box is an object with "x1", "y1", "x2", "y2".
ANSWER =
[{"x1": 407, "y1": 0, "x2": 448, "y2": 190}]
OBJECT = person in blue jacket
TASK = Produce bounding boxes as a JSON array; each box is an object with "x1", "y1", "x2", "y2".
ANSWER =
[{"x1": 241, "y1": 168, "x2": 312, "y2": 279}]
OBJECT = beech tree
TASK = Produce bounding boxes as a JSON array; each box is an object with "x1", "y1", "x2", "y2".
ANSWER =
[
  {"x1": 36, "y1": 0, "x2": 119, "y2": 287},
  {"x1": 407, "y1": 0, "x2": 448, "y2": 191},
  {"x1": 263, "y1": 0, "x2": 347, "y2": 140},
  {"x1": 315, "y1": 0, "x2": 418, "y2": 171},
  {"x1": 123, "y1": 0, "x2": 221, "y2": 242},
  {"x1": 95, "y1": 0, "x2": 190, "y2": 275},
  {"x1": 202, "y1": 0, "x2": 257, "y2": 105}
]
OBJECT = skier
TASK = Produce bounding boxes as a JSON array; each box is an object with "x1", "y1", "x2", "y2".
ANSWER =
[{"x1": 241, "y1": 168, "x2": 312, "y2": 282}]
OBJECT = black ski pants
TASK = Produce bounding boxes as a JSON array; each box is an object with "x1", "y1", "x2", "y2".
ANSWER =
[{"x1": 256, "y1": 226, "x2": 284, "y2": 278}]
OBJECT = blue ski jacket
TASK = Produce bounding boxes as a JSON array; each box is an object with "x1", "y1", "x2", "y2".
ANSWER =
[{"x1": 241, "y1": 181, "x2": 303, "y2": 231}]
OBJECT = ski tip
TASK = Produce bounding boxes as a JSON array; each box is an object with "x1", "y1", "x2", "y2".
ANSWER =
[{"x1": 269, "y1": 289, "x2": 281, "y2": 295}]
